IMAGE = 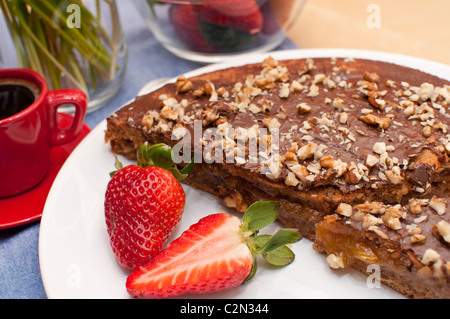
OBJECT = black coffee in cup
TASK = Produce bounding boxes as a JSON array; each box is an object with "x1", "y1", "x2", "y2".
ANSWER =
[{"x1": 0, "y1": 79, "x2": 41, "y2": 120}]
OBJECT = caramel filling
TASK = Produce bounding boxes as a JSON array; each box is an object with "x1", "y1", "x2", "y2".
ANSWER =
[{"x1": 315, "y1": 218, "x2": 380, "y2": 268}]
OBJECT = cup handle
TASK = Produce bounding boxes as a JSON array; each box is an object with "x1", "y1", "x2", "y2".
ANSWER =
[{"x1": 47, "y1": 89, "x2": 87, "y2": 146}]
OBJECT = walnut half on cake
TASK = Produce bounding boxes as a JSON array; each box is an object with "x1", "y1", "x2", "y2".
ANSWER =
[{"x1": 105, "y1": 56, "x2": 450, "y2": 298}]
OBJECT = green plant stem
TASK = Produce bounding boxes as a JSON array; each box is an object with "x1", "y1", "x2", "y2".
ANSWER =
[
  {"x1": 0, "y1": 0, "x2": 122, "y2": 97},
  {"x1": 20, "y1": 0, "x2": 111, "y2": 77}
]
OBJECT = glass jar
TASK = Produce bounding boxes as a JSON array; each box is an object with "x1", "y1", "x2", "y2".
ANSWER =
[
  {"x1": 133, "y1": 0, "x2": 306, "y2": 64},
  {"x1": 0, "y1": 0, "x2": 128, "y2": 113}
]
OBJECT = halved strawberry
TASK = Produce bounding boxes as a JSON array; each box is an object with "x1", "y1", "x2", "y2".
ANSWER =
[
  {"x1": 105, "y1": 143, "x2": 193, "y2": 270},
  {"x1": 126, "y1": 201, "x2": 302, "y2": 299},
  {"x1": 194, "y1": 0, "x2": 264, "y2": 35}
]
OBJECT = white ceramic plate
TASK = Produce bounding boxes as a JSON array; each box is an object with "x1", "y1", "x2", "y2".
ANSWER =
[{"x1": 39, "y1": 49, "x2": 450, "y2": 299}]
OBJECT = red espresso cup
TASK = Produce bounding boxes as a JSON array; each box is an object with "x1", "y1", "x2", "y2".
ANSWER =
[{"x1": 0, "y1": 68, "x2": 87, "y2": 198}]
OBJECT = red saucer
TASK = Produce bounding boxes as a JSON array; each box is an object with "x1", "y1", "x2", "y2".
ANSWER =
[{"x1": 0, "y1": 113, "x2": 91, "y2": 230}]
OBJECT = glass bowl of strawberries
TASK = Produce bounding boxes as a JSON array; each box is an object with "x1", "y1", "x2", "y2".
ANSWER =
[{"x1": 133, "y1": 0, "x2": 306, "y2": 63}]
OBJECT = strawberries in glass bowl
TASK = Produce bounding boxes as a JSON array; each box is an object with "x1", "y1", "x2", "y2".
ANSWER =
[{"x1": 133, "y1": 0, "x2": 306, "y2": 63}]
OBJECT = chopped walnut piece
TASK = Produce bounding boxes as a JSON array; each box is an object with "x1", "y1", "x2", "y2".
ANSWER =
[
  {"x1": 297, "y1": 103, "x2": 312, "y2": 113},
  {"x1": 385, "y1": 169, "x2": 403, "y2": 185},
  {"x1": 345, "y1": 168, "x2": 362, "y2": 184},
  {"x1": 141, "y1": 113, "x2": 155, "y2": 130},
  {"x1": 279, "y1": 83, "x2": 290, "y2": 98},
  {"x1": 284, "y1": 172, "x2": 300, "y2": 187},
  {"x1": 337, "y1": 203, "x2": 353, "y2": 217},
  {"x1": 224, "y1": 191, "x2": 248, "y2": 213},
  {"x1": 386, "y1": 80, "x2": 396, "y2": 87},
  {"x1": 284, "y1": 151, "x2": 297, "y2": 163},
  {"x1": 429, "y1": 197, "x2": 447, "y2": 215},
  {"x1": 382, "y1": 207, "x2": 403, "y2": 230},
  {"x1": 423, "y1": 125, "x2": 432, "y2": 137},
  {"x1": 411, "y1": 234, "x2": 427, "y2": 244},
  {"x1": 298, "y1": 58, "x2": 316, "y2": 75},
  {"x1": 216, "y1": 86, "x2": 227, "y2": 96},
  {"x1": 326, "y1": 253, "x2": 345, "y2": 269},
  {"x1": 290, "y1": 164, "x2": 308, "y2": 182},
  {"x1": 307, "y1": 83, "x2": 319, "y2": 97},
  {"x1": 202, "y1": 81, "x2": 216, "y2": 96},
  {"x1": 418, "y1": 82, "x2": 435, "y2": 101},
  {"x1": 175, "y1": 76, "x2": 193, "y2": 93},
  {"x1": 359, "y1": 114, "x2": 391, "y2": 129},
  {"x1": 263, "y1": 117, "x2": 281, "y2": 131},
  {"x1": 435, "y1": 220, "x2": 450, "y2": 245},
  {"x1": 160, "y1": 105, "x2": 179, "y2": 121},
  {"x1": 264, "y1": 155, "x2": 283, "y2": 180},
  {"x1": 362, "y1": 214, "x2": 383, "y2": 229},
  {"x1": 171, "y1": 121, "x2": 187, "y2": 137},
  {"x1": 355, "y1": 201, "x2": 386, "y2": 215},
  {"x1": 319, "y1": 155, "x2": 335, "y2": 168},
  {"x1": 297, "y1": 142, "x2": 318, "y2": 160},
  {"x1": 368, "y1": 225, "x2": 389, "y2": 239},
  {"x1": 368, "y1": 95, "x2": 386, "y2": 110},
  {"x1": 339, "y1": 112, "x2": 349, "y2": 124},
  {"x1": 373, "y1": 142, "x2": 386, "y2": 155},
  {"x1": 407, "y1": 224, "x2": 422, "y2": 236},
  {"x1": 262, "y1": 56, "x2": 278, "y2": 70},
  {"x1": 363, "y1": 71, "x2": 380, "y2": 83},
  {"x1": 421, "y1": 249, "x2": 441, "y2": 266},
  {"x1": 201, "y1": 101, "x2": 234, "y2": 127},
  {"x1": 332, "y1": 97, "x2": 345, "y2": 110},
  {"x1": 366, "y1": 154, "x2": 380, "y2": 168},
  {"x1": 408, "y1": 199, "x2": 425, "y2": 215}
]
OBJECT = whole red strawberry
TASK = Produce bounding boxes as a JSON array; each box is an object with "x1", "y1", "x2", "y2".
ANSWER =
[
  {"x1": 126, "y1": 201, "x2": 302, "y2": 299},
  {"x1": 105, "y1": 143, "x2": 192, "y2": 270}
]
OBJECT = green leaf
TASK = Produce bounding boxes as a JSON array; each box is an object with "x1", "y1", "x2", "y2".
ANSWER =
[
  {"x1": 137, "y1": 143, "x2": 173, "y2": 169},
  {"x1": 253, "y1": 234, "x2": 295, "y2": 266},
  {"x1": 254, "y1": 229, "x2": 302, "y2": 255},
  {"x1": 109, "y1": 156, "x2": 123, "y2": 177},
  {"x1": 180, "y1": 157, "x2": 195, "y2": 175},
  {"x1": 242, "y1": 201, "x2": 280, "y2": 232},
  {"x1": 264, "y1": 246, "x2": 296, "y2": 267}
]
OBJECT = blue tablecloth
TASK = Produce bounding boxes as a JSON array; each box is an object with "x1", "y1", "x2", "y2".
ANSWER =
[{"x1": 0, "y1": 2, "x2": 297, "y2": 299}]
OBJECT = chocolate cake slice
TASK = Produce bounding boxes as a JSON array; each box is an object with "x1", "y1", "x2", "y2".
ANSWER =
[{"x1": 105, "y1": 56, "x2": 450, "y2": 298}]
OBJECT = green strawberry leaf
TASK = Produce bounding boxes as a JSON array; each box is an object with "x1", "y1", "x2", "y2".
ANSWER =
[
  {"x1": 137, "y1": 143, "x2": 173, "y2": 169},
  {"x1": 109, "y1": 156, "x2": 124, "y2": 177},
  {"x1": 180, "y1": 157, "x2": 195, "y2": 175},
  {"x1": 242, "y1": 201, "x2": 280, "y2": 232},
  {"x1": 265, "y1": 246, "x2": 296, "y2": 267},
  {"x1": 254, "y1": 234, "x2": 296, "y2": 267},
  {"x1": 254, "y1": 229, "x2": 302, "y2": 255}
]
